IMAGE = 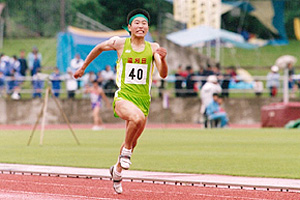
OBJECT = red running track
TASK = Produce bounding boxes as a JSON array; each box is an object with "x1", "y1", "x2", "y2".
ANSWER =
[{"x1": 0, "y1": 174, "x2": 299, "y2": 200}]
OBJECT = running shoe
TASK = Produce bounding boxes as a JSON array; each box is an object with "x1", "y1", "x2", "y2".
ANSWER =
[{"x1": 109, "y1": 165, "x2": 123, "y2": 194}]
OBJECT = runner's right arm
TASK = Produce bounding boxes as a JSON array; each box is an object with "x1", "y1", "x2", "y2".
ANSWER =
[{"x1": 74, "y1": 36, "x2": 121, "y2": 79}]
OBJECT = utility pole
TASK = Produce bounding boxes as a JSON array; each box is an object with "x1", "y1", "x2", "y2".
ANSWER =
[{"x1": 60, "y1": 0, "x2": 65, "y2": 32}]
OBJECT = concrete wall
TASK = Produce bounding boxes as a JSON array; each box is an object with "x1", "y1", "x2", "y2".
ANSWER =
[{"x1": 0, "y1": 97, "x2": 282, "y2": 125}]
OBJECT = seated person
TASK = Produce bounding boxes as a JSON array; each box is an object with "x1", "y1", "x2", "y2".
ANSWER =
[{"x1": 205, "y1": 94, "x2": 229, "y2": 128}]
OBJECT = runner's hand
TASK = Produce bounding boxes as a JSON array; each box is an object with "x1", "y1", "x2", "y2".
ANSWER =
[
  {"x1": 155, "y1": 47, "x2": 167, "y2": 60},
  {"x1": 74, "y1": 68, "x2": 85, "y2": 79}
]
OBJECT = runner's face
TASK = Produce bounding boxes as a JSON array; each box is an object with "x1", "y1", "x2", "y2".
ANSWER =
[{"x1": 129, "y1": 17, "x2": 149, "y2": 37}]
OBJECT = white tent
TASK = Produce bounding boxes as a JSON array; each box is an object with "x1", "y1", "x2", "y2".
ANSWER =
[
  {"x1": 166, "y1": 25, "x2": 257, "y2": 49},
  {"x1": 166, "y1": 25, "x2": 257, "y2": 62}
]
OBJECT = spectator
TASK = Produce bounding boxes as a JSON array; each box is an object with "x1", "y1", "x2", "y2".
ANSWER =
[
  {"x1": 206, "y1": 94, "x2": 229, "y2": 128},
  {"x1": 185, "y1": 66, "x2": 197, "y2": 97},
  {"x1": 85, "y1": 80, "x2": 110, "y2": 131},
  {"x1": 200, "y1": 75, "x2": 222, "y2": 117},
  {"x1": 229, "y1": 66, "x2": 238, "y2": 83},
  {"x1": 96, "y1": 71, "x2": 103, "y2": 86},
  {"x1": 101, "y1": 65, "x2": 115, "y2": 85},
  {"x1": 212, "y1": 63, "x2": 221, "y2": 77},
  {"x1": 50, "y1": 67, "x2": 61, "y2": 98},
  {"x1": 70, "y1": 53, "x2": 84, "y2": 73},
  {"x1": 201, "y1": 64, "x2": 214, "y2": 86},
  {"x1": 174, "y1": 65, "x2": 185, "y2": 97},
  {"x1": 1, "y1": 54, "x2": 12, "y2": 76},
  {"x1": 198, "y1": 66, "x2": 206, "y2": 88},
  {"x1": 86, "y1": 71, "x2": 97, "y2": 86},
  {"x1": 221, "y1": 67, "x2": 232, "y2": 98},
  {"x1": 64, "y1": 69, "x2": 78, "y2": 99},
  {"x1": 253, "y1": 79, "x2": 264, "y2": 97},
  {"x1": 101, "y1": 65, "x2": 116, "y2": 97},
  {"x1": 204, "y1": 64, "x2": 214, "y2": 76},
  {"x1": 0, "y1": 71, "x2": 4, "y2": 97},
  {"x1": 6, "y1": 70, "x2": 15, "y2": 96},
  {"x1": 28, "y1": 46, "x2": 42, "y2": 76},
  {"x1": 266, "y1": 65, "x2": 280, "y2": 97},
  {"x1": 70, "y1": 53, "x2": 84, "y2": 89},
  {"x1": 18, "y1": 50, "x2": 28, "y2": 76},
  {"x1": 10, "y1": 55, "x2": 21, "y2": 75},
  {"x1": 11, "y1": 69, "x2": 23, "y2": 100},
  {"x1": 32, "y1": 69, "x2": 44, "y2": 98},
  {"x1": 287, "y1": 62, "x2": 295, "y2": 89},
  {"x1": 287, "y1": 62, "x2": 297, "y2": 97}
]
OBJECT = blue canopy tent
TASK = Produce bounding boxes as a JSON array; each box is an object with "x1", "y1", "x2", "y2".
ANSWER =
[{"x1": 57, "y1": 26, "x2": 153, "y2": 73}]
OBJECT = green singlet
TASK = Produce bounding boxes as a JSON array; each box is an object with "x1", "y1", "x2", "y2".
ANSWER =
[{"x1": 113, "y1": 38, "x2": 154, "y2": 117}]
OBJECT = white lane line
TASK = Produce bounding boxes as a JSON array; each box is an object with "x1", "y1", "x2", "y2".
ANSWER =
[
  {"x1": 0, "y1": 179, "x2": 109, "y2": 190},
  {"x1": 193, "y1": 193, "x2": 271, "y2": 200},
  {"x1": 0, "y1": 189, "x2": 126, "y2": 200},
  {"x1": 131, "y1": 188, "x2": 276, "y2": 200}
]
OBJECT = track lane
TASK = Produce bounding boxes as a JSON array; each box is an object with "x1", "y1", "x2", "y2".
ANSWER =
[{"x1": 0, "y1": 174, "x2": 300, "y2": 200}]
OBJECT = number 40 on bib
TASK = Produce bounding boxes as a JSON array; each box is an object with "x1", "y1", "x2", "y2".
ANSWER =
[{"x1": 125, "y1": 63, "x2": 148, "y2": 85}]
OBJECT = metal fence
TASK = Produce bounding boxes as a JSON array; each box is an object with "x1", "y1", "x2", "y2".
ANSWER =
[{"x1": 1, "y1": 73, "x2": 300, "y2": 100}]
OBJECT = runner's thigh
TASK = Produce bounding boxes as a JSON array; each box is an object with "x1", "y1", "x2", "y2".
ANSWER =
[{"x1": 115, "y1": 100, "x2": 145, "y2": 121}]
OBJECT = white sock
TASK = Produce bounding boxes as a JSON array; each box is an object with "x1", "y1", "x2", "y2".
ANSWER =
[
  {"x1": 114, "y1": 165, "x2": 122, "y2": 177},
  {"x1": 121, "y1": 147, "x2": 132, "y2": 157}
]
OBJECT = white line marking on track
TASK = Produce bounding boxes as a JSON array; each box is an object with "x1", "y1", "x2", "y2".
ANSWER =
[
  {"x1": 0, "y1": 189, "x2": 127, "y2": 200},
  {"x1": 131, "y1": 188, "x2": 273, "y2": 200},
  {"x1": 193, "y1": 193, "x2": 270, "y2": 200},
  {"x1": 0, "y1": 179, "x2": 109, "y2": 190}
]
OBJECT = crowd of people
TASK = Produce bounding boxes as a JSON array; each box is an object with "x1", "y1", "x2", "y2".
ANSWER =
[
  {"x1": 174, "y1": 63, "x2": 238, "y2": 98},
  {"x1": 0, "y1": 46, "x2": 43, "y2": 99},
  {"x1": 0, "y1": 48, "x2": 118, "y2": 100},
  {"x1": 49, "y1": 59, "x2": 117, "y2": 100},
  {"x1": 0, "y1": 46, "x2": 297, "y2": 131}
]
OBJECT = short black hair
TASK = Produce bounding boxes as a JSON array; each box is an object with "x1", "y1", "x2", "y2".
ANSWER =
[
  {"x1": 218, "y1": 94, "x2": 224, "y2": 99},
  {"x1": 127, "y1": 8, "x2": 150, "y2": 25},
  {"x1": 186, "y1": 66, "x2": 192, "y2": 71}
]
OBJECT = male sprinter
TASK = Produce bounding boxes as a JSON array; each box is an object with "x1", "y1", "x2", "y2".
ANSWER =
[{"x1": 74, "y1": 8, "x2": 168, "y2": 194}]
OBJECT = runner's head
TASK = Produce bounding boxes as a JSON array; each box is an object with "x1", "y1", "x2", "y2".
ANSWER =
[
  {"x1": 92, "y1": 80, "x2": 99, "y2": 88},
  {"x1": 126, "y1": 9, "x2": 150, "y2": 37}
]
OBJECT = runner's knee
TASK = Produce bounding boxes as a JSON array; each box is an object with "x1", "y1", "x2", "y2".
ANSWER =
[{"x1": 131, "y1": 113, "x2": 145, "y2": 127}]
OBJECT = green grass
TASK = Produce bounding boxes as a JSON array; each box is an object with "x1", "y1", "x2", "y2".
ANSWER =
[
  {"x1": 1, "y1": 128, "x2": 300, "y2": 179},
  {"x1": 210, "y1": 40, "x2": 300, "y2": 70}
]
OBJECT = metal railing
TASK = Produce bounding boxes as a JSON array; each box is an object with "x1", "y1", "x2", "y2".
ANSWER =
[{"x1": 0, "y1": 74, "x2": 299, "y2": 99}]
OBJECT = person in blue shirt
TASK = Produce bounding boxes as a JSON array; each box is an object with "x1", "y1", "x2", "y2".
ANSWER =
[
  {"x1": 206, "y1": 93, "x2": 229, "y2": 128},
  {"x1": 0, "y1": 71, "x2": 4, "y2": 97},
  {"x1": 50, "y1": 67, "x2": 61, "y2": 98},
  {"x1": 32, "y1": 68, "x2": 44, "y2": 98},
  {"x1": 28, "y1": 46, "x2": 42, "y2": 76}
]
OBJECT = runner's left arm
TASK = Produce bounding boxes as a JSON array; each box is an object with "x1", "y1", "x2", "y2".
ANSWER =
[{"x1": 153, "y1": 43, "x2": 168, "y2": 79}]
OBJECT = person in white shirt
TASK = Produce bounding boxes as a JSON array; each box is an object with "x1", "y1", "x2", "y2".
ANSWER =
[
  {"x1": 70, "y1": 53, "x2": 84, "y2": 73},
  {"x1": 101, "y1": 65, "x2": 116, "y2": 97},
  {"x1": 101, "y1": 65, "x2": 115, "y2": 86},
  {"x1": 69, "y1": 54, "x2": 84, "y2": 89},
  {"x1": 253, "y1": 79, "x2": 264, "y2": 97},
  {"x1": 200, "y1": 75, "x2": 222, "y2": 116},
  {"x1": 64, "y1": 69, "x2": 78, "y2": 99}
]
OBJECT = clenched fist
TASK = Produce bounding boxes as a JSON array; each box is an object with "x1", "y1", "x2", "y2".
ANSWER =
[
  {"x1": 155, "y1": 47, "x2": 167, "y2": 60},
  {"x1": 73, "y1": 68, "x2": 85, "y2": 79}
]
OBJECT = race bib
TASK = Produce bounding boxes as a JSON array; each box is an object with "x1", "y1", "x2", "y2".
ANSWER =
[{"x1": 124, "y1": 63, "x2": 147, "y2": 85}]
